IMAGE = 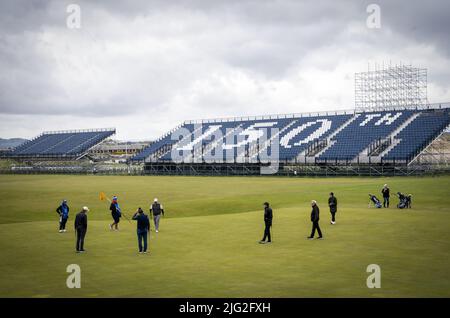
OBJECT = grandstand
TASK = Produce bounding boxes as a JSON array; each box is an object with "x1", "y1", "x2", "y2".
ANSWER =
[
  {"x1": 5, "y1": 128, "x2": 116, "y2": 160},
  {"x1": 131, "y1": 104, "x2": 450, "y2": 173}
]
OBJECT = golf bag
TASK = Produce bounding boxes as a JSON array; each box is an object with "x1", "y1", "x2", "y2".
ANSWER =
[
  {"x1": 397, "y1": 192, "x2": 412, "y2": 209},
  {"x1": 369, "y1": 194, "x2": 382, "y2": 208}
]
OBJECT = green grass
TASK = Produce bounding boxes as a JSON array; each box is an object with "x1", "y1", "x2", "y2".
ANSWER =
[{"x1": 0, "y1": 174, "x2": 449, "y2": 297}]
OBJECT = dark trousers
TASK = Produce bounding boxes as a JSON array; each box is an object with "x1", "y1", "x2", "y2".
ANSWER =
[
  {"x1": 262, "y1": 221, "x2": 272, "y2": 242},
  {"x1": 137, "y1": 230, "x2": 148, "y2": 252},
  {"x1": 330, "y1": 212, "x2": 336, "y2": 222},
  {"x1": 310, "y1": 221, "x2": 322, "y2": 238},
  {"x1": 76, "y1": 228, "x2": 86, "y2": 251},
  {"x1": 60, "y1": 217, "x2": 68, "y2": 230},
  {"x1": 383, "y1": 197, "x2": 389, "y2": 208}
]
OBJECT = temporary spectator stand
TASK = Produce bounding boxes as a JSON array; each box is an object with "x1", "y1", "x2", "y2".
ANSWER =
[{"x1": 131, "y1": 104, "x2": 450, "y2": 176}]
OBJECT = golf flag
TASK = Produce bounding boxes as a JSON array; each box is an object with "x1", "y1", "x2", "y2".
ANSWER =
[{"x1": 99, "y1": 192, "x2": 107, "y2": 201}]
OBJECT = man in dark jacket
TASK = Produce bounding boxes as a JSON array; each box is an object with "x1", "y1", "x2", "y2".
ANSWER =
[
  {"x1": 150, "y1": 198, "x2": 164, "y2": 233},
  {"x1": 328, "y1": 192, "x2": 337, "y2": 225},
  {"x1": 109, "y1": 196, "x2": 121, "y2": 231},
  {"x1": 74, "y1": 206, "x2": 89, "y2": 253},
  {"x1": 132, "y1": 208, "x2": 150, "y2": 254},
  {"x1": 307, "y1": 200, "x2": 323, "y2": 240},
  {"x1": 56, "y1": 199, "x2": 70, "y2": 233},
  {"x1": 382, "y1": 184, "x2": 390, "y2": 208},
  {"x1": 259, "y1": 202, "x2": 273, "y2": 244}
]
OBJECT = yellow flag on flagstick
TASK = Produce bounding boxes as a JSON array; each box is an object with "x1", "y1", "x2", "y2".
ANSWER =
[{"x1": 99, "y1": 192, "x2": 107, "y2": 201}]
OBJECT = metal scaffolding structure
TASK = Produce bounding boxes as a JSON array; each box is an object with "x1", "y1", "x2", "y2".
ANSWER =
[{"x1": 355, "y1": 64, "x2": 427, "y2": 111}]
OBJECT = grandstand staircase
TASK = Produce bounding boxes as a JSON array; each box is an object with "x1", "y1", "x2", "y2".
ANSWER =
[
  {"x1": 132, "y1": 123, "x2": 182, "y2": 161},
  {"x1": 150, "y1": 125, "x2": 204, "y2": 162},
  {"x1": 249, "y1": 120, "x2": 297, "y2": 161},
  {"x1": 358, "y1": 112, "x2": 420, "y2": 163},
  {"x1": 297, "y1": 114, "x2": 360, "y2": 163},
  {"x1": 193, "y1": 124, "x2": 244, "y2": 162},
  {"x1": 305, "y1": 139, "x2": 328, "y2": 157},
  {"x1": 74, "y1": 133, "x2": 115, "y2": 160},
  {"x1": 367, "y1": 138, "x2": 392, "y2": 156}
]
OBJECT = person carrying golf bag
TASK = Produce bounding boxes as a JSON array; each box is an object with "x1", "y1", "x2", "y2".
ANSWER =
[
  {"x1": 56, "y1": 199, "x2": 69, "y2": 233},
  {"x1": 259, "y1": 202, "x2": 273, "y2": 244},
  {"x1": 328, "y1": 192, "x2": 337, "y2": 225},
  {"x1": 109, "y1": 196, "x2": 122, "y2": 231},
  {"x1": 132, "y1": 207, "x2": 150, "y2": 254},
  {"x1": 74, "y1": 206, "x2": 89, "y2": 253},
  {"x1": 382, "y1": 184, "x2": 390, "y2": 208},
  {"x1": 308, "y1": 200, "x2": 323, "y2": 240},
  {"x1": 150, "y1": 198, "x2": 164, "y2": 233}
]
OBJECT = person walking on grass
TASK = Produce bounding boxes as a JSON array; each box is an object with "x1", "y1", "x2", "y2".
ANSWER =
[
  {"x1": 74, "y1": 206, "x2": 89, "y2": 253},
  {"x1": 382, "y1": 184, "x2": 390, "y2": 208},
  {"x1": 109, "y1": 196, "x2": 122, "y2": 231},
  {"x1": 56, "y1": 199, "x2": 69, "y2": 233},
  {"x1": 132, "y1": 207, "x2": 150, "y2": 254},
  {"x1": 259, "y1": 202, "x2": 273, "y2": 244},
  {"x1": 150, "y1": 198, "x2": 164, "y2": 233},
  {"x1": 307, "y1": 200, "x2": 323, "y2": 240},
  {"x1": 328, "y1": 192, "x2": 337, "y2": 225}
]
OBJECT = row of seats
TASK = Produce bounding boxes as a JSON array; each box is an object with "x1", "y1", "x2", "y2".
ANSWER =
[
  {"x1": 131, "y1": 108, "x2": 450, "y2": 163},
  {"x1": 384, "y1": 110, "x2": 450, "y2": 161},
  {"x1": 10, "y1": 130, "x2": 115, "y2": 157},
  {"x1": 318, "y1": 111, "x2": 414, "y2": 160}
]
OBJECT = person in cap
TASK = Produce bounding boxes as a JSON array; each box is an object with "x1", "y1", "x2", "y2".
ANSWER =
[
  {"x1": 381, "y1": 184, "x2": 390, "y2": 208},
  {"x1": 132, "y1": 207, "x2": 150, "y2": 254},
  {"x1": 259, "y1": 202, "x2": 273, "y2": 244},
  {"x1": 149, "y1": 198, "x2": 164, "y2": 233},
  {"x1": 109, "y1": 195, "x2": 122, "y2": 231},
  {"x1": 307, "y1": 200, "x2": 323, "y2": 240},
  {"x1": 56, "y1": 199, "x2": 70, "y2": 233},
  {"x1": 328, "y1": 192, "x2": 337, "y2": 225},
  {"x1": 74, "y1": 206, "x2": 89, "y2": 253}
]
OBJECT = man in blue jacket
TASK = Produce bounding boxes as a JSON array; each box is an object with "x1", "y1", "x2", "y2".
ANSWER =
[
  {"x1": 56, "y1": 199, "x2": 69, "y2": 233},
  {"x1": 132, "y1": 207, "x2": 150, "y2": 254},
  {"x1": 109, "y1": 196, "x2": 122, "y2": 231}
]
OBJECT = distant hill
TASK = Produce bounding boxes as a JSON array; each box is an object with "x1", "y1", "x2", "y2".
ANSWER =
[{"x1": 0, "y1": 138, "x2": 28, "y2": 149}]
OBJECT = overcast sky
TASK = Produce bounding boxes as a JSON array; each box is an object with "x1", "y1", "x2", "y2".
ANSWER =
[{"x1": 1, "y1": 0, "x2": 449, "y2": 140}]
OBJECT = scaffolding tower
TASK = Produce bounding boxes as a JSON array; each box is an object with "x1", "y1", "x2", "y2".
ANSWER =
[{"x1": 355, "y1": 64, "x2": 427, "y2": 111}]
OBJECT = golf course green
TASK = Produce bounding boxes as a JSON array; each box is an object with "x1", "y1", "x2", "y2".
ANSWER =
[{"x1": 0, "y1": 174, "x2": 449, "y2": 297}]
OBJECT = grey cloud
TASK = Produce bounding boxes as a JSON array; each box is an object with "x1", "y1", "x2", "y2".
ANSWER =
[{"x1": 0, "y1": 0, "x2": 450, "y2": 139}]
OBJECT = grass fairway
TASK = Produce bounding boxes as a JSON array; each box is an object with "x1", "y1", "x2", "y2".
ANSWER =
[{"x1": 0, "y1": 174, "x2": 450, "y2": 297}]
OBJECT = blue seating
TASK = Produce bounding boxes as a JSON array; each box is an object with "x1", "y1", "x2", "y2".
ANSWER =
[
  {"x1": 383, "y1": 109, "x2": 450, "y2": 161},
  {"x1": 278, "y1": 114, "x2": 352, "y2": 160},
  {"x1": 319, "y1": 111, "x2": 414, "y2": 161},
  {"x1": 9, "y1": 129, "x2": 115, "y2": 158},
  {"x1": 132, "y1": 108, "x2": 450, "y2": 164}
]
